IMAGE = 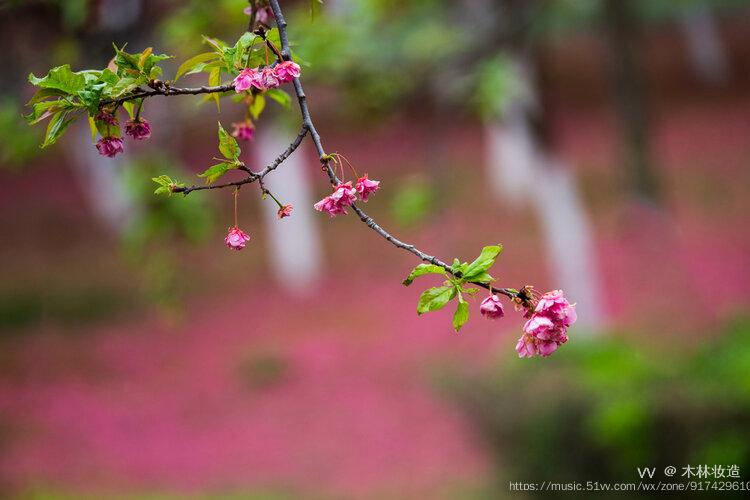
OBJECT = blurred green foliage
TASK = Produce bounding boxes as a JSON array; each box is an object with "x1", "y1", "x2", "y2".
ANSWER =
[
  {"x1": 0, "y1": 99, "x2": 42, "y2": 168},
  {"x1": 121, "y1": 154, "x2": 212, "y2": 314},
  {"x1": 389, "y1": 175, "x2": 436, "y2": 227},
  {"x1": 441, "y1": 315, "x2": 750, "y2": 498}
]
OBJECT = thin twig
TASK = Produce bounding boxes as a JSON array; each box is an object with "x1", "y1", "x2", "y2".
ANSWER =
[
  {"x1": 173, "y1": 124, "x2": 308, "y2": 195},
  {"x1": 101, "y1": 83, "x2": 235, "y2": 107}
]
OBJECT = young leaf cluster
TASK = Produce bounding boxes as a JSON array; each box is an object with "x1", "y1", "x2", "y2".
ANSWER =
[
  {"x1": 26, "y1": 46, "x2": 170, "y2": 147},
  {"x1": 403, "y1": 245, "x2": 503, "y2": 332},
  {"x1": 197, "y1": 122, "x2": 244, "y2": 184}
]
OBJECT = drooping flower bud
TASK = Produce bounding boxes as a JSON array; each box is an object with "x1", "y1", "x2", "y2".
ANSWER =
[
  {"x1": 355, "y1": 174, "x2": 380, "y2": 202},
  {"x1": 225, "y1": 226, "x2": 251, "y2": 250},
  {"x1": 95, "y1": 137, "x2": 124, "y2": 158},
  {"x1": 231, "y1": 121, "x2": 255, "y2": 141},
  {"x1": 277, "y1": 204, "x2": 293, "y2": 219},
  {"x1": 479, "y1": 295, "x2": 505, "y2": 319},
  {"x1": 125, "y1": 118, "x2": 151, "y2": 140},
  {"x1": 95, "y1": 110, "x2": 118, "y2": 126}
]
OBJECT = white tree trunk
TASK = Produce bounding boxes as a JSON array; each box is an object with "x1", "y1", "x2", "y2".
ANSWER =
[
  {"x1": 68, "y1": 123, "x2": 135, "y2": 234},
  {"x1": 254, "y1": 123, "x2": 323, "y2": 293},
  {"x1": 680, "y1": 4, "x2": 729, "y2": 85},
  {"x1": 484, "y1": 55, "x2": 604, "y2": 331},
  {"x1": 533, "y1": 156, "x2": 603, "y2": 330}
]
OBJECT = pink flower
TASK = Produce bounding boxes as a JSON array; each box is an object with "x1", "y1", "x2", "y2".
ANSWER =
[
  {"x1": 537, "y1": 341, "x2": 559, "y2": 357},
  {"x1": 535, "y1": 289, "x2": 577, "y2": 326},
  {"x1": 314, "y1": 195, "x2": 347, "y2": 217},
  {"x1": 355, "y1": 174, "x2": 380, "y2": 202},
  {"x1": 258, "y1": 67, "x2": 280, "y2": 90},
  {"x1": 232, "y1": 122, "x2": 255, "y2": 141},
  {"x1": 277, "y1": 204, "x2": 293, "y2": 219},
  {"x1": 314, "y1": 182, "x2": 358, "y2": 217},
  {"x1": 515, "y1": 335, "x2": 537, "y2": 358},
  {"x1": 125, "y1": 118, "x2": 151, "y2": 140},
  {"x1": 522, "y1": 314, "x2": 556, "y2": 340},
  {"x1": 234, "y1": 68, "x2": 259, "y2": 93},
  {"x1": 480, "y1": 295, "x2": 505, "y2": 319},
  {"x1": 95, "y1": 110, "x2": 118, "y2": 126},
  {"x1": 225, "y1": 227, "x2": 251, "y2": 250},
  {"x1": 273, "y1": 61, "x2": 301, "y2": 83},
  {"x1": 330, "y1": 181, "x2": 357, "y2": 206},
  {"x1": 95, "y1": 137, "x2": 124, "y2": 158}
]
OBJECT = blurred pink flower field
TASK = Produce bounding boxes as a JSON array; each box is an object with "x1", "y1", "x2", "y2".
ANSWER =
[{"x1": 1, "y1": 79, "x2": 749, "y2": 496}]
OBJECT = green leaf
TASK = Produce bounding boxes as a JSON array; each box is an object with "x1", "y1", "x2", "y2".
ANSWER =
[
  {"x1": 451, "y1": 258, "x2": 467, "y2": 275},
  {"x1": 140, "y1": 49, "x2": 170, "y2": 78},
  {"x1": 42, "y1": 110, "x2": 76, "y2": 148},
  {"x1": 88, "y1": 115, "x2": 97, "y2": 143},
  {"x1": 265, "y1": 88, "x2": 291, "y2": 109},
  {"x1": 417, "y1": 285, "x2": 456, "y2": 315},
  {"x1": 463, "y1": 245, "x2": 503, "y2": 280},
  {"x1": 466, "y1": 272, "x2": 495, "y2": 284},
  {"x1": 217, "y1": 122, "x2": 240, "y2": 160},
  {"x1": 248, "y1": 94, "x2": 265, "y2": 120},
  {"x1": 26, "y1": 88, "x2": 67, "y2": 106},
  {"x1": 198, "y1": 162, "x2": 235, "y2": 184},
  {"x1": 152, "y1": 175, "x2": 184, "y2": 195},
  {"x1": 25, "y1": 100, "x2": 71, "y2": 125},
  {"x1": 105, "y1": 77, "x2": 140, "y2": 98},
  {"x1": 28, "y1": 65, "x2": 86, "y2": 94},
  {"x1": 208, "y1": 67, "x2": 221, "y2": 111},
  {"x1": 122, "y1": 101, "x2": 135, "y2": 119},
  {"x1": 175, "y1": 52, "x2": 218, "y2": 81},
  {"x1": 113, "y1": 45, "x2": 141, "y2": 74},
  {"x1": 452, "y1": 294, "x2": 469, "y2": 332},
  {"x1": 98, "y1": 68, "x2": 119, "y2": 84},
  {"x1": 403, "y1": 264, "x2": 446, "y2": 286}
]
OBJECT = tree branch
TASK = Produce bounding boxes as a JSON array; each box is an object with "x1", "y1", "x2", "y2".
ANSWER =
[
  {"x1": 173, "y1": 124, "x2": 308, "y2": 195},
  {"x1": 101, "y1": 82, "x2": 236, "y2": 107},
  {"x1": 267, "y1": 0, "x2": 519, "y2": 301}
]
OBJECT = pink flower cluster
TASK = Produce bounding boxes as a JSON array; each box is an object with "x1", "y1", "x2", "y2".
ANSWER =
[
  {"x1": 314, "y1": 175, "x2": 380, "y2": 217},
  {"x1": 95, "y1": 112, "x2": 152, "y2": 158},
  {"x1": 233, "y1": 61, "x2": 301, "y2": 93},
  {"x1": 225, "y1": 227, "x2": 251, "y2": 251},
  {"x1": 516, "y1": 290, "x2": 576, "y2": 358}
]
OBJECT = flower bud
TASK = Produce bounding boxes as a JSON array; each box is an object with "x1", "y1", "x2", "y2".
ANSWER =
[
  {"x1": 225, "y1": 226, "x2": 251, "y2": 250},
  {"x1": 125, "y1": 118, "x2": 151, "y2": 140},
  {"x1": 479, "y1": 295, "x2": 505, "y2": 319},
  {"x1": 95, "y1": 137, "x2": 124, "y2": 158}
]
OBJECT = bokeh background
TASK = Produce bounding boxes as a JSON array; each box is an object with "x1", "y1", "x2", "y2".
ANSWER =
[{"x1": 1, "y1": 0, "x2": 750, "y2": 498}]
